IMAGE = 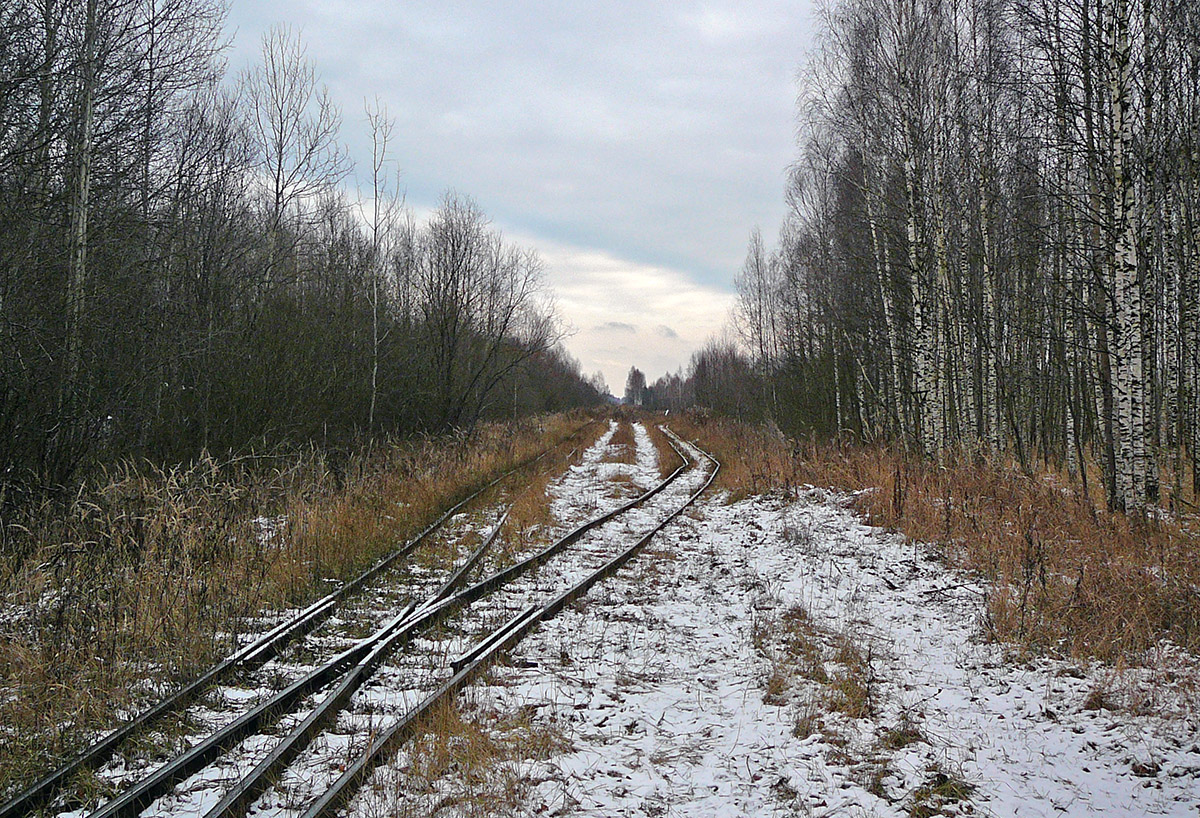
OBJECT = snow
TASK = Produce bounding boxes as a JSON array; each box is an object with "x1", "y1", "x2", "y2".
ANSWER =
[
  {"x1": 395, "y1": 482, "x2": 1200, "y2": 817},
  {"x1": 41, "y1": 422, "x2": 1200, "y2": 817},
  {"x1": 544, "y1": 420, "x2": 665, "y2": 526}
]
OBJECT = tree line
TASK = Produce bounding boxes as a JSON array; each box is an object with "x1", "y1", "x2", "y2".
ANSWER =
[
  {"x1": 720, "y1": 0, "x2": 1199, "y2": 512},
  {"x1": 622, "y1": 340, "x2": 761, "y2": 420},
  {"x1": 0, "y1": 2, "x2": 602, "y2": 505}
]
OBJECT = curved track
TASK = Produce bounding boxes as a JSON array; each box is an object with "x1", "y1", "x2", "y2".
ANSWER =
[
  {"x1": 302, "y1": 427, "x2": 719, "y2": 818},
  {"x1": 11, "y1": 421, "x2": 719, "y2": 818},
  {"x1": 1, "y1": 422, "x2": 598, "y2": 818}
]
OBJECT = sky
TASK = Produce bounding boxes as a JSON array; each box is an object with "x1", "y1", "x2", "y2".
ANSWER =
[{"x1": 224, "y1": 1, "x2": 815, "y2": 393}]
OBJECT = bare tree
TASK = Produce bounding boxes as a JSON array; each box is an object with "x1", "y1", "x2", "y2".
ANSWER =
[
  {"x1": 243, "y1": 24, "x2": 349, "y2": 291},
  {"x1": 362, "y1": 97, "x2": 400, "y2": 432},
  {"x1": 413, "y1": 192, "x2": 560, "y2": 430},
  {"x1": 624, "y1": 366, "x2": 646, "y2": 407}
]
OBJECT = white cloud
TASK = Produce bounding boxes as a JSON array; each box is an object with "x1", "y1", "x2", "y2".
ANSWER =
[
  {"x1": 531, "y1": 239, "x2": 735, "y2": 391},
  {"x1": 684, "y1": 7, "x2": 765, "y2": 43},
  {"x1": 226, "y1": 1, "x2": 814, "y2": 289}
]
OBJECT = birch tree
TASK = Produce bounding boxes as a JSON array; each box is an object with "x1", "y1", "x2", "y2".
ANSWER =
[
  {"x1": 243, "y1": 24, "x2": 349, "y2": 291},
  {"x1": 732, "y1": 0, "x2": 1200, "y2": 512}
]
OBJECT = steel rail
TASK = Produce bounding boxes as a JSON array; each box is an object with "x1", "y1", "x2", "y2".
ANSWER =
[
  {"x1": 300, "y1": 427, "x2": 718, "y2": 818},
  {"x1": 191, "y1": 509, "x2": 513, "y2": 818},
  {"x1": 187, "y1": 430, "x2": 691, "y2": 818},
  {"x1": 77, "y1": 420, "x2": 682, "y2": 818},
  {"x1": 85, "y1": 502, "x2": 515, "y2": 818},
  {"x1": 1, "y1": 420, "x2": 598, "y2": 818}
]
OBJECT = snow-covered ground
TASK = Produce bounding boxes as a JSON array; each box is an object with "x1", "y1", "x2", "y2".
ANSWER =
[
  {"x1": 41, "y1": 423, "x2": 1200, "y2": 818},
  {"x1": 395, "y1": 483, "x2": 1200, "y2": 817},
  {"x1": 545, "y1": 420, "x2": 666, "y2": 527}
]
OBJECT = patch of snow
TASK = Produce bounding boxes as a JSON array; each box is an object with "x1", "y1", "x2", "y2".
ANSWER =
[{"x1": 404, "y1": 486, "x2": 1200, "y2": 817}]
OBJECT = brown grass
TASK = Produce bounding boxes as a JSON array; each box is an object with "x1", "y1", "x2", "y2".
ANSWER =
[
  {"x1": 641, "y1": 418, "x2": 684, "y2": 478},
  {"x1": 0, "y1": 410, "x2": 598, "y2": 802},
  {"x1": 600, "y1": 420, "x2": 636, "y2": 465},
  {"x1": 669, "y1": 411, "x2": 795, "y2": 500},
  {"x1": 478, "y1": 421, "x2": 611, "y2": 574},
  {"x1": 752, "y1": 600, "x2": 875, "y2": 723},
  {"x1": 678, "y1": 412, "x2": 1200, "y2": 666},
  {"x1": 908, "y1": 768, "x2": 975, "y2": 818},
  {"x1": 375, "y1": 694, "x2": 571, "y2": 817}
]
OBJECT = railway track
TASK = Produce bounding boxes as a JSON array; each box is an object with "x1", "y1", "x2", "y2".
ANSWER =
[
  {"x1": 293, "y1": 429, "x2": 719, "y2": 818},
  {"x1": 0, "y1": 420, "x2": 601, "y2": 818},
  {"x1": 11, "y1": 422, "x2": 719, "y2": 818}
]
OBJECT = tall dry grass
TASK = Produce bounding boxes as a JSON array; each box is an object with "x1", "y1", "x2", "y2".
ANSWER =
[
  {"x1": 675, "y1": 412, "x2": 1200, "y2": 665},
  {"x1": 368, "y1": 691, "x2": 571, "y2": 817},
  {"x1": 0, "y1": 411, "x2": 598, "y2": 802}
]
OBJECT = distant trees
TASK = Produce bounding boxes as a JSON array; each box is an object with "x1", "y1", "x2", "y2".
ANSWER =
[
  {"x1": 731, "y1": 0, "x2": 1200, "y2": 512},
  {"x1": 587, "y1": 370, "x2": 609, "y2": 399},
  {"x1": 643, "y1": 370, "x2": 689, "y2": 413},
  {"x1": 624, "y1": 366, "x2": 646, "y2": 406},
  {"x1": 0, "y1": 6, "x2": 598, "y2": 506}
]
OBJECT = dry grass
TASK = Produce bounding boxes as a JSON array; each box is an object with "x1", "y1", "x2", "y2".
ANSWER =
[
  {"x1": 750, "y1": 588, "x2": 941, "y2": 810},
  {"x1": 678, "y1": 412, "x2": 1200, "y2": 665},
  {"x1": 907, "y1": 767, "x2": 975, "y2": 818},
  {"x1": 372, "y1": 694, "x2": 571, "y2": 817},
  {"x1": 751, "y1": 600, "x2": 876, "y2": 735},
  {"x1": 0, "y1": 411, "x2": 598, "y2": 803},
  {"x1": 599, "y1": 419, "x2": 636, "y2": 465},
  {"x1": 669, "y1": 411, "x2": 796, "y2": 500},
  {"x1": 483, "y1": 422, "x2": 611, "y2": 573},
  {"x1": 641, "y1": 418, "x2": 683, "y2": 478}
]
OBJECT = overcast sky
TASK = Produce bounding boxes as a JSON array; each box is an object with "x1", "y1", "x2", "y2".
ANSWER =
[{"x1": 225, "y1": 1, "x2": 814, "y2": 393}]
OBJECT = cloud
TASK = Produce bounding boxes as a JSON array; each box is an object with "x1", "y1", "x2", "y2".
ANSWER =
[
  {"x1": 225, "y1": 1, "x2": 814, "y2": 290},
  {"x1": 595, "y1": 321, "x2": 638, "y2": 334},
  {"x1": 527, "y1": 237, "x2": 735, "y2": 389},
  {"x1": 225, "y1": 1, "x2": 810, "y2": 389},
  {"x1": 682, "y1": 7, "x2": 771, "y2": 43}
]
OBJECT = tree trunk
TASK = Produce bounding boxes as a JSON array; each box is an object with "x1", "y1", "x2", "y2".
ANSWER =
[
  {"x1": 864, "y1": 155, "x2": 904, "y2": 437},
  {"x1": 1109, "y1": 0, "x2": 1144, "y2": 511},
  {"x1": 64, "y1": 0, "x2": 98, "y2": 401}
]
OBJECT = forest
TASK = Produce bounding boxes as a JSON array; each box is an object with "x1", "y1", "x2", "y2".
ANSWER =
[
  {"x1": 0, "y1": 1, "x2": 604, "y2": 508},
  {"x1": 3, "y1": 4, "x2": 1200, "y2": 813},
  {"x1": 704, "y1": 0, "x2": 1200, "y2": 514}
]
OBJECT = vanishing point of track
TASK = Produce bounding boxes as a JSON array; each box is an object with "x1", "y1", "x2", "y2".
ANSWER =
[{"x1": 6, "y1": 423, "x2": 719, "y2": 818}]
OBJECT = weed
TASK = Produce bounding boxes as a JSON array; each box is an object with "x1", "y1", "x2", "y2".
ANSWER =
[
  {"x1": 880, "y1": 714, "x2": 926, "y2": 750},
  {"x1": 826, "y1": 672, "x2": 872, "y2": 719},
  {"x1": 908, "y1": 767, "x2": 975, "y2": 817},
  {"x1": 0, "y1": 410, "x2": 599, "y2": 802},
  {"x1": 1081, "y1": 685, "x2": 1109, "y2": 712},
  {"x1": 792, "y1": 696, "x2": 823, "y2": 739},
  {"x1": 675, "y1": 412, "x2": 1200, "y2": 666},
  {"x1": 855, "y1": 757, "x2": 893, "y2": 798},
  {"x1": 600, "y1": 421, "x2": 637, "y2": 465},
  {"x1": 372, "y1": 693, "x2": 571, "y2": 816},
  {"x1": 764, "y1": 670, "x2": 789, "y2": 705}
]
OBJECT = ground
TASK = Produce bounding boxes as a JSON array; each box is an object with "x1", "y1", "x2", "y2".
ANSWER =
[
  {"x1": 43, "y1": 424, "x2": 1197, "y2": 817},
  {"x1": 381, "y1": 476, "x2": 1200, "y2": 816}
]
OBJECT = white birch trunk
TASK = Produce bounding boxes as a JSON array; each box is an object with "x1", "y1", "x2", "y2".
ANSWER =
[
  {"x1": 1109, "y1": 0, "x2": 1144, "y2": 510},
  {"x1": 980, "y1": 191, "x2": 1001, "y2": 454},
  {"x1": 903, "y1": 138, "x2": 936, "y2": 456},
  {"x1": 929, "y1": 182, "x2": 953, "y2": 456},
  {"x1": 864, "y1": 155, "x2": 904, "y2": 435}
]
